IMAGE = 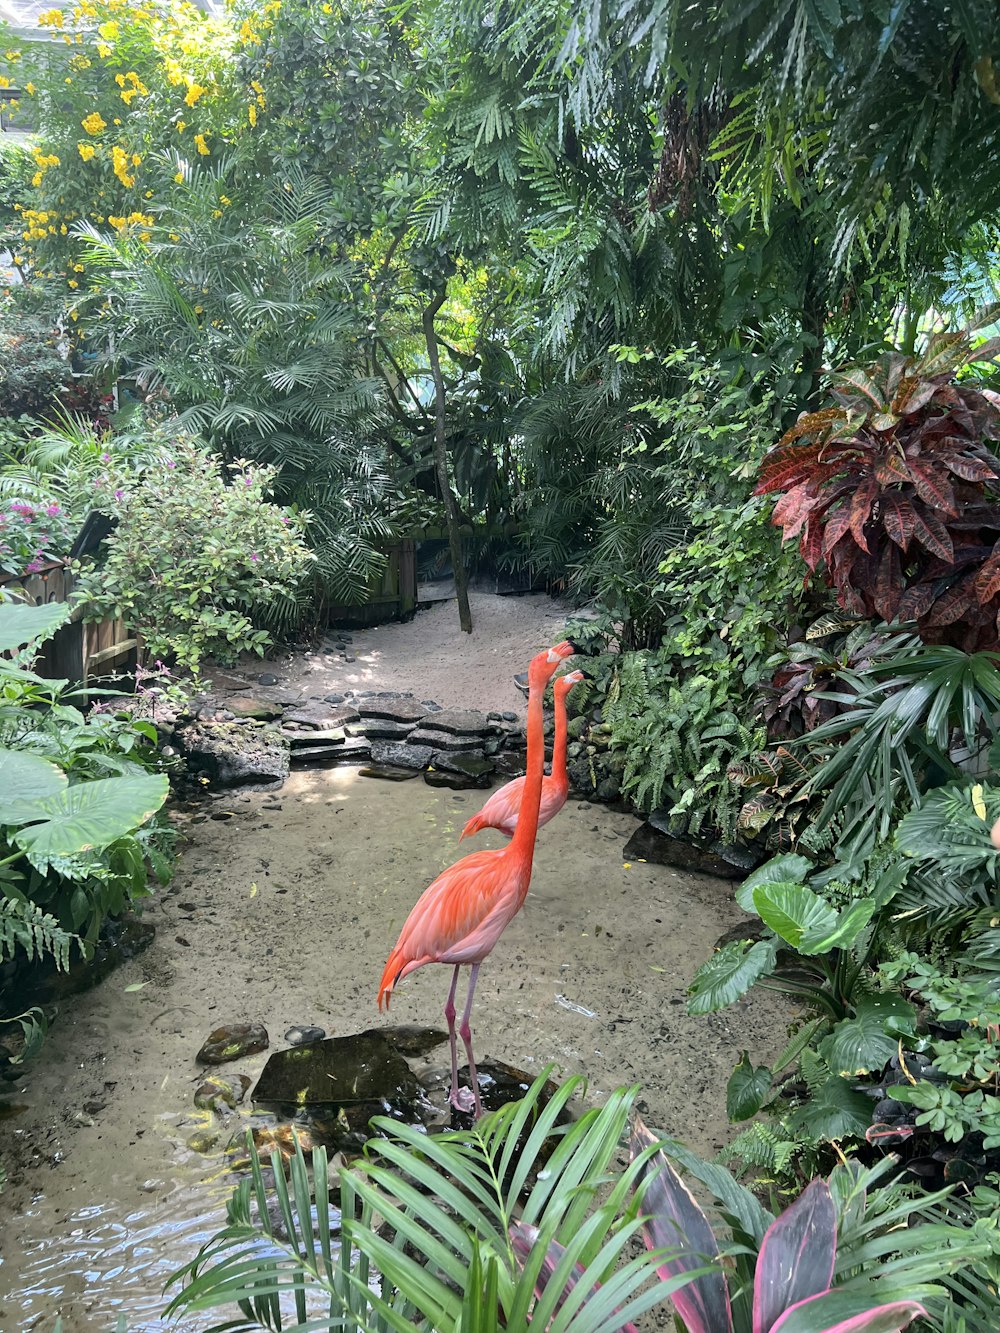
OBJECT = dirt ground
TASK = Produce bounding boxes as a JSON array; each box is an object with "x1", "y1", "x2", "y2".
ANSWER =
[{"x1": 0, "y1": 594, "x2": 786, "y2": 1332}]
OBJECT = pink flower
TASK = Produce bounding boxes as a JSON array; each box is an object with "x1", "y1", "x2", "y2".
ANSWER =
[
  {"x1": 243, "y1": 473, "x2": 253, "y2": 486},
  {"x1": 166, "y1": 459, "x2": 176, "y2": 469},
  {"x1": 249, "y1": 552, "x2": 259, "y2": 562},
  {"x1": 25, "y1": 558, "x2": 44, "y2": 573},
  {"x1": 114, "y1": 489, "x2": 124, "y2": 500},
  {"x1": 280, "y1": 515, "x2": 290, "y2": 526},
  {"x1": 101, "y1": 452, "x2": 111, "y2": 462},
  {"x1": 45, "y1": 503, "x2": 62, "y2": 517}
]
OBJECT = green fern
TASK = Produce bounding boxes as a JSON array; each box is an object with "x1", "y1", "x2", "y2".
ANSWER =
[{"x1": 0, "y1": 896, "x2": 79, "y2": 971}]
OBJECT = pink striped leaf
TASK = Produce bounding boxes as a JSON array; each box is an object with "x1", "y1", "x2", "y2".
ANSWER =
[
  {"x1": 769, "y1": 1290, "x2": 927, "y2": 1333},
  {"x1": 753, "y1": 1179, "x2": 836, "y2": 1333},
  {"x1": 630, "y1": 1119, "x2": 734, "y2": 1333},
  {"x1": 509, "y1": 1222, "x2": 639, "y2": 1333}
]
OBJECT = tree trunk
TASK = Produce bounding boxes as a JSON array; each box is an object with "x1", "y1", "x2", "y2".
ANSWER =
[{"x1": 423, "y1": 288, "x2": 473, "y2": 634}]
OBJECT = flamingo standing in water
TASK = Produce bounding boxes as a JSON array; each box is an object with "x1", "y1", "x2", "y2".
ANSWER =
[
  {"x1": 460, "y1": 669, "x2": 584, "y2": 841},
  {"x1": 378, "y1": 639, "x2": 575, "y2": 1116}
]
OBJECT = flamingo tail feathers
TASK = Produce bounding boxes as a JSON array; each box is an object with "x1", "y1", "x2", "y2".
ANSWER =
[{"x1": 378, "y1": 945, "x2": 405, "y2": 1011}]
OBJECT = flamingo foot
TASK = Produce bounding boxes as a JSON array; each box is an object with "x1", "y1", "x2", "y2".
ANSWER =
[{"x1": 448, "y1": 1081, "x2": 477, "y2": 1114}]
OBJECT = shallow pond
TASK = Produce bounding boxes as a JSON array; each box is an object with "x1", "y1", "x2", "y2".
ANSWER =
[{"x1": 0, "y1": 769, "x2": 784, "y2": 1331}]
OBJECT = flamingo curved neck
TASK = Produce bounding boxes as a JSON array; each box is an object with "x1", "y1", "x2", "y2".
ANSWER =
[
  {"x1": 551, "y1": 688, "x2": 569, "y2": 786},
  {"x1": 508, "y1": 670, "x2": 547, "y2": 861}
]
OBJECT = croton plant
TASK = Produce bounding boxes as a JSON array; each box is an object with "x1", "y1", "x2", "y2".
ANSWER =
[{"x1": 755, "y1": 318, "x2": 1000, "y2": 650}]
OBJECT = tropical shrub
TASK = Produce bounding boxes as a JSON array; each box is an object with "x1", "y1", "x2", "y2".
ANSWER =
[
  {"x1": 163, "y1": 1071, "x2": 986, "y2": 1332},
  {"x1": 756, "y1": 318, "x2": 1000, "y2": 650},
  {"x1": 75, "y1": 439, "x2": 311, "y2": 672},
  {"x1": 0, "y1": 491, "x2": 73, "y2": 577},
  {"x1": 0, "y1": 599, "x2": 172, "y2": 951}
]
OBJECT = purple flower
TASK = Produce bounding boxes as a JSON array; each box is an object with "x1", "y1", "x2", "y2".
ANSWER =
[
  {"x1": 25, "y1": 558, "x2": 44, "y2": 573},
  {"x1": 166, "y1": 459, "x2": 176, "y2": 470},
  {"x1": 114, "y1": 489, "x2": 124, "y2": 500},
  {"x1": 45, "y1": 503, "x2": 62, "y2": 517},
  {"x1": 101, "y1": 452, "x2": 111, "y2": 462},
  {"x1": 243, "y1": 473, "x2": 253, "y2": 486},
  {"x1": 280, "y1": 515, "x2": 290, "y2": 526},
  {"x1": 249, "y1": 552, "x2": 259, "y2": 562}
]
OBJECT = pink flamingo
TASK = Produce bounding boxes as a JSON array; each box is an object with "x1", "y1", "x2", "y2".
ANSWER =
[
  {"x1": 460, "y1": 669, "x2": 584, "y2": 841},
  {"x1": 378, "y1": 640, "x2": 575, "y2": 1116}
]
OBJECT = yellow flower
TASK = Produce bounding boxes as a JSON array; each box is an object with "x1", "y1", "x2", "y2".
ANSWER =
[
  {"x1": 194, "y1": 133, "x2": 209, "y2": 156},
  {"x1": 131, "y1": 153, "x2": 141, "y2": 165},
  {"x1": 72, "y1": 263, "x2": 84, "y2": 272},
  {"x1": 31, "y1": 172, "x2": 43, "y2": 186},
  {"x1": 60, "y1": 223, "x2": 67, "y2": 234},
  {"x1": 219, "y1": 195, "x2": 231, "y2": 206},
  {"x1": 173, "y1": 170, "x2": 184, "y2": 183},
  {"x1": 37, "y1": 9, "x2": 64, "y2": 28},
  {"x1": 97, "y1": 19, "x2": 119, "y2": 38},
  {"x1": 81, "y1": 111, "x2": 106, "y2": 134},
  {"x1": 96, "y1": 43, "x2": 112, "y2": 58},
  {"x1": 194, "y1": 304, "x2": 203, "y2": 314},
  {"x1": 115, "y1": 73, "x2": 125, "y2": 86},
  {"x1": 77, "y1": 142, "x2": 96, "y2": 161},
  {"x1": 211, "y1": 208, "x2": 222, "y2": 218},
  {"x1": 67, "y1": 279, "x2": 78, "y2": 288},
  {"x1": 168, "y1": 232, "x2": 180, "y2": 241},
  {"x1": 248, "y1": 102, "x2": 257, "y2": 127},
  {"x1": 176, "y1": 119, "x2": 186, "y2": 132},
  {"x1": 0, "y1": 77, "x2": 9, "y2": 90},
  {"x1": 184, "y1": 83, "x2": 205, "y2": 107},
  {"x1": 25, "y1": 81, "x2": 36, "y2": 95}
]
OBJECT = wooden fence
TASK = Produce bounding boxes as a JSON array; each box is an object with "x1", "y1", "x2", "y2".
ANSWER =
[{"x1": 0, "y1": 559, "x2": 137, "y2": 689}]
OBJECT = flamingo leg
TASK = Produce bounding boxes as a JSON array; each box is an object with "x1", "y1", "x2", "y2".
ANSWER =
[
  {"x1": 459, "y1": 963, "x2": 483, "y2": 1118},
  {"x1": 445, "y1": 966, "x2": 475, "y2": 1113}
]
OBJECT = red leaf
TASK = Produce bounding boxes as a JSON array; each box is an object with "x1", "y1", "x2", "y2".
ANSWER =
[
  {"x1": 880, "y1": 495, "x2": 915, "y2": 552},
  {"x1": 873, "y1": 451, "x2": 911, "y2": 486},
  {"x1": 891, "y1": 374, "x2": 938, "y2": 416},
  {"x1": 771, "y1": 409, "x2": 851, "y2": 454},
  {"x1": 974, "y1": 557, "x2": 1000, "y2": 605},
  {"x1": 911, "y1": 508, "x2": 954, "y2": 562},
  {"x1": 873, "y1": 544, "x2": 903, "y2": 621},
  {"x1": 821, "y1": 505, "x2": 853, "y2": 559},
  {"x1": 848, "y1": 480, "x2": 878, "y2": 553},
  {"x1": 755, "y1": 444, "x2": 822, "y2": 496},
  {"x1": 896, "y1": 582, "x2": 940, "y2": 621},
  {"x1": 907, "y1": 460, "x2": 958, "y2": 514},
  {"x1": 923, "y1": 581, "x2": 975, "y2": 628},
  {"x1": 940, "y1": 453, "x2": 1000, "y2": 483},
  {"x1": 753, "y1": 1179, "x2": 836, "y2": 1333},
  {"x1": 771, "y1": 482, "x2": 815, "y2": 540},
  {"x1": 801, "y1": 516, "x2": 826, "y2": 571},
  {"x1": 830, "y1": 366, "x2": 888, "y2": 411}
]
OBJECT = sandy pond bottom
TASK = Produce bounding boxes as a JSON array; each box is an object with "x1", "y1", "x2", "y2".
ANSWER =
[{"x1": 0, "y1": 769, "x2": 785, "y2": 1332}]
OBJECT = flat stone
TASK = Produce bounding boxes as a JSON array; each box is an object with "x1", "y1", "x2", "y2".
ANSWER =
[
  {"x1": 409, "y1": 727, "x2": 490, "y2": 752},
  {"x1": 284, "y1": 702, "x2": 358, "y2": 730},
  {"x1": 256, "y1": 673, "x2": 280, "y2": 687},
  {"x1": 415, "y1": 707, "x2": 496, "y2": 737},
  {"x1": 228, "y1": 697, "x2": 284, "y2": 722},
  {"x1": 286, "y1": 727, "x2": 346, "y2": 748},
  {"x1": 209, "y1": 672, "x2": 252, "y2": 692},
  {"x1": 256, "y1": 687, "x2": 306, "y2": 708},
  {"x1": 370, "y1": 742, "x2": 433, "y2": 769},
  {"x1": 623, "y1": 820, "x2": 762, "y2": 881},
  {"x1": 358, "y1": 697, "x2": 429, "y2": 724},
  {"x1": 360, "y1": 764, "x2": 423, "y2": 782},
  {"x1": 292, "y1": 738, "x2": 371, "y2": 766},
  {"x1": 252, "y1": 1030, "x2": 421, "y2": 1108},
  {"x1": 197, "y1": 1023, "x2": 269, "y2": 1065},
  {"x1": 362, "y1": 719, "x2": 419, "y2": 741}
]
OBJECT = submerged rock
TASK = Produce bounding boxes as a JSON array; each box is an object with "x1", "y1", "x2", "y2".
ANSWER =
[
  {"x1": 360, "y1": 763, "x2": 422, "y2": 782},
  {"x1": 252, "y1": 1029, "x2": 424, "y2": 1109},
  {"x1": 197, "y1": 1023, "x2": 269, "y2": 1065},
  {"x1": 292, "y1": 737, "x2": 371, "y2": 766},
  {"x1": 358, "y1": 697, "x2": 429, "y2": 725},
  {"x1": 285, "y1": 1025, "x2": 327, "y2": 1046},
  {"x1": 195, "y1": 1073, "x2": 251, "y2": 1110},
  {"x1": 426, "y1": 753, "x2": 495, "y2": 789}
]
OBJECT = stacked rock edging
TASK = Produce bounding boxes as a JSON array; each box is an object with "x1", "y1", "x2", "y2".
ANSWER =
[{"x1": 163, "y1": 678, "x2": 526, "y2": 793}]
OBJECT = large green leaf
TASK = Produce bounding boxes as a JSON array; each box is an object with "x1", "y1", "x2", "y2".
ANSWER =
[
  {"x1": 753, "y1": 882, "x2": 839, "y2": 950},
  {"x1": 687, "y1": 938, "x2": 778, "y2": 1014},
  {"x1": 726, "y1": 1051, "x2": 772, "y2": 1121},
  {"x1": 0, "y1": 600, "x2": 71, "y2": 654},
  {"x1": 735, "y1": 853, "x2": 812, "y2": 912},
  {"x1": 0, "y1": 748, "x2": 68, "y2": 823},
  {"x1": 790, "y1": 1076, "x2": 874, "y2": 1140},
  {"x1": 798, "y1": 898, "x2": 877, "y2": 955},
  {"x1": 820, "y1": 997, "x2": 918, "y2": 1077},
  {"x1": 14, "y1": 775, "x2": 169, "y2": 857}
]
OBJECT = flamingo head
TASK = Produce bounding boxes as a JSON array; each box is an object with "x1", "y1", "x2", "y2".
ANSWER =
[
  {"x1": 528, "y1": 639, "x2": 575, "y2": 688},
  {"x1": 554, "y1": 668, "x2": 585, "y2": 696}
]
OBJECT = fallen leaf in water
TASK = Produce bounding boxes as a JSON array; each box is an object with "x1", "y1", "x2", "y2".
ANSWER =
[
  {"x1": 649, "y1": 965, "x2": 665, "y2": 973},
  {"x1": 124, "y1": 982, "x2": 148, "y2": 992},
  {"x1": 249, "y1": 881, "x2": 258, "y2": 898}
]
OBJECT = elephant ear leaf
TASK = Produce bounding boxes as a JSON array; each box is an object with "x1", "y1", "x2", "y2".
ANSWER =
[
  {"x1": 631, "y1": 1118, "x2": 734, "y2": 1333},
  {"x1": 768, "y1": 1290, "x2": 926, "y2": 1332},
  {"x1": 752, "y1": 1179, "x2": 836, "y2": 1333}
]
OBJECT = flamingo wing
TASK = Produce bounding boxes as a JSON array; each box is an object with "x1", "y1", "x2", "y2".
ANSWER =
[
  {"x1": 378, "y1": 848, "x2": 525, "y2": 1008},
  {"x1": 461, "y1": 776, "x2": 526, "y2": 838}
]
